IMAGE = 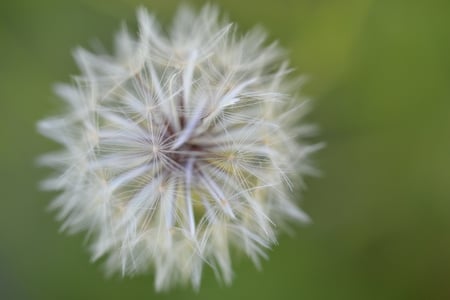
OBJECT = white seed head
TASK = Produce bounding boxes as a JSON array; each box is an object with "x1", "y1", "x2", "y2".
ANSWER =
[{"x1": 38, "y1": 5, "x2": 320, "y2": 291}]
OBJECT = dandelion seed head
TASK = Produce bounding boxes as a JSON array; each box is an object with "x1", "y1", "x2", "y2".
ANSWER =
[{"x1": 38, "y1": 4, "x2": 320, "y2": 291}]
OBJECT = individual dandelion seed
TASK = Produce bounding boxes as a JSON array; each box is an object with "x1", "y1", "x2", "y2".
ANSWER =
[{"x1": 37, "y1": 4, "x2": 322, "y2": 291}]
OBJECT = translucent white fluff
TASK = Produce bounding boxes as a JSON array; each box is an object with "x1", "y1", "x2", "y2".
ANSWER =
[{"x1": 38, "y1": 5, "x2": 320, "y2": 291}]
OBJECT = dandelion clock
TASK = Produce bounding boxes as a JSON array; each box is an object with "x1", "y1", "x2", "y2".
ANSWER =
[{"x1": 37, "y1": 5, "x2": 321, "y2": 291}]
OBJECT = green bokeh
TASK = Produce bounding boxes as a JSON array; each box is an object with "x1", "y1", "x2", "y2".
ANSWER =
[{"x1": 1, "y1": 0, "x2": 449, "y2": 299}]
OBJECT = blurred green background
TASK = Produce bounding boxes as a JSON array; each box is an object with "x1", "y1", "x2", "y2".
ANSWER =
[{"x1": 1, "y1": 0, "x2": 450, "y2": 299}]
